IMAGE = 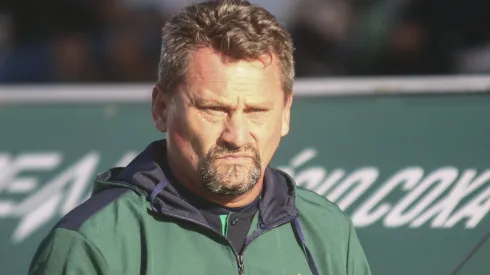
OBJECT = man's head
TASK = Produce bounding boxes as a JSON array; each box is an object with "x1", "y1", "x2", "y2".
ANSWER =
[{"x1": 152, "y1": 0, "x2": 294, "y2": 203}]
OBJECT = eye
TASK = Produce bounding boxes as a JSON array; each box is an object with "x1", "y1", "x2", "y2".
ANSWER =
[
  {"x1": 204, "y1": 106, "x2": 227, "y2": 113},
  {"x1": 247, "y1": 107, "x2": 267, "y2": 113}
]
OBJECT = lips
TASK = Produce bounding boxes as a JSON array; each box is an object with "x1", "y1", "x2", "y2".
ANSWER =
[
  {"x1": 217, "y1": 154, "x2": 253, "y2": 159},
  {"x1": 219, "y1": 155, "x2": 252, "y2": 159}
]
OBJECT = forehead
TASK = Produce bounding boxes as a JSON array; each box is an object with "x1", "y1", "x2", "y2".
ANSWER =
[{"x1": 183, "y1": 48, "x2": 283, "y2": 99}]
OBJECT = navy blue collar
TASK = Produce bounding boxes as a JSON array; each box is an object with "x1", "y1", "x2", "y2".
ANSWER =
[{"x1": 116, "y1": 139, "x2": 298, "y2": 227}]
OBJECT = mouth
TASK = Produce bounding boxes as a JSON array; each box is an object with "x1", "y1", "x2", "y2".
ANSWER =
[{"x1": 216, "y1": 154, "x2": 254, "y2": 160}]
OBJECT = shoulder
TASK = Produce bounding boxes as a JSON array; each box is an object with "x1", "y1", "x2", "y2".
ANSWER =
[
  {"x1": 29, "y1": 188, "x2": 148, "y2": 274},
  {"x1": 53, "y1": 186, "x2": 147, "y2": 236},
  {"x1": 293, "y1": 188, "x2": 372, "y2": 274},
  {"x1": 295, "y1": 187, "x2": 345, "y2": 215},
  {"x1": 294, "y1": 187, "x2": 356, "y2": 257},
  {"x1": 295, "y1": 186, "x2": 352, "y2": 227},
  {"x1": 272, "y1": 166, "x2": 352, "y2": 226}
]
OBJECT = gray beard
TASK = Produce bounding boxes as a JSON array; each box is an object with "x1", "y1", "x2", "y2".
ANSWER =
[{"x1": 198, "y1": 145, "x2": 261, "y2": 196}]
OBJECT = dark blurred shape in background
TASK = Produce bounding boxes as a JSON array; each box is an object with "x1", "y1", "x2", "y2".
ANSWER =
[{"x1": 0, "y1": 0, "x2": 489, "y2": 83}]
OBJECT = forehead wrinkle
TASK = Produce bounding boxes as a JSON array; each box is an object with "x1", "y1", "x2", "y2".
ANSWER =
[
  {"x1": 183, "y1": 48, "x2": 283, "y2": 107},
  {"x1": 189, "y1": 49, "x2": 278, "y2": 84},
  {"x1": 193, "y1": 92, "x2": 271, "y2": 110}
]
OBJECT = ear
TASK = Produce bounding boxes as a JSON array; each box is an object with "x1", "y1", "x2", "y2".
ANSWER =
[
  {"x1": 152, "y1": 84, "x2": 168, "y2": 133},
  {"x1": 281, "y1": 93, "x2": 293, "y2": 137}
]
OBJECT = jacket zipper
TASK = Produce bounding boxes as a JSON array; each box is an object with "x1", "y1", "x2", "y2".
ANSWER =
[
  {"x1": 238, "y1": 255, "x2": 245, "y2": 275},
  {"x1": 158, "y1": 211, "x2": 246, "y2": 274},
  {"x1": 100, "y1": 182, "x2": 300, "y2": 274},
  {"x1": 113, "y1": 186, "x2": 247, "y2": 274},
  {"x1": 236, "y1": 215, "x2": 300, "y2": 275},
  {"x1": 241, "y1": 215, "x2": 299, "y2": 252},
  {"x1": 157, "y1": 207, "x2": 299, "y2": 275}
]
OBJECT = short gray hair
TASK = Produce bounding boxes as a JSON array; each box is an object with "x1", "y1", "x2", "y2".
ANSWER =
[{"x1": 157, "y1": 0, "x2": 295, "y2": 98}]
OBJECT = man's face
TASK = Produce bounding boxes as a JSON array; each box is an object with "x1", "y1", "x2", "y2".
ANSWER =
[{"x1": 154, "y1": 48, "x2": 292, "y2": 196}]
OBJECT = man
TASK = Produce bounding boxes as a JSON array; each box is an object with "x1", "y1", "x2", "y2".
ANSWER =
[{"x1": 29, "y1": 1, "x2": 372, "y2": 274}]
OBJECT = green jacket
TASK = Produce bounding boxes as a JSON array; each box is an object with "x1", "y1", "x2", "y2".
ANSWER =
[{"x1": 29, "y1": 140, "x2": 371, "y2": 275}]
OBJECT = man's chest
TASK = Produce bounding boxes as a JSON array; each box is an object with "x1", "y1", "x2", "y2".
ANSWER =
[{"x1": 109, "y1": 220, "x2": 314, "y2": 275}]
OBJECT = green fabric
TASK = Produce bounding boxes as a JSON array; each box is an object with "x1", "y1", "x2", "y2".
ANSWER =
[
  {"x1": 28, "y1": 173, "x2": 371, "y2": 275},
  {"x1": 220, "y1": 214, "x2": 230, "y2": 236}
]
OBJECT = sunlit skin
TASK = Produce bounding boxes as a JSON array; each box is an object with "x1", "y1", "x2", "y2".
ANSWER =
[{"x1": 152, "y1": 47, "x2": 292, "y2": 207}]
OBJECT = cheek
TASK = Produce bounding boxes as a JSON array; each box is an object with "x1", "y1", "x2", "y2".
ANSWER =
[
  {"x1": 166, "y1": 109, "x2": 200, "y2": 164},
  {"x1": 167, "y1": 108, "x2": 217, "y2": 162},
  {"x1": 169, "y1": 127, "x2": 191, "y2": 155},
  {"x1": 255, "y1": 116, "x2": 283, "y2": 166}
]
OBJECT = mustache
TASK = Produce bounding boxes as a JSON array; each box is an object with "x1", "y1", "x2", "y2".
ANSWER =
[{"x1": 207, "y1": 144, "x2": 260, "y2": 159}]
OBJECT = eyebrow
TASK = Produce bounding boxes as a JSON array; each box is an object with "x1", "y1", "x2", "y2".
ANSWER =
[
  {"x1": 190, "y1": 96, "x2": 227, "y2": 106},
  {"x1": 187, "y1": 89, "x2": 275, "y2": 109}
]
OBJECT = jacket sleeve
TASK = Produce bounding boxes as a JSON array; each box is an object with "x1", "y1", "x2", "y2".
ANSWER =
[
  {"x1": 28, "y1": 228, "x2": 109, "y2": 275},
  {"x1": 346, "y1": 218, "x2": 372, "y2": 275}
]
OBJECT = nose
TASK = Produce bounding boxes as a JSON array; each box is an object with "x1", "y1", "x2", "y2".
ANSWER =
[{"x1": 219, "y1": 113, "x2": 251, "y2": 149}]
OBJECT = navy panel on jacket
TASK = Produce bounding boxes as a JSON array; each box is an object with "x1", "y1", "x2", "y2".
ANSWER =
[{"x1": 55, "y1": 187, "x2": 130, "y2": 231}]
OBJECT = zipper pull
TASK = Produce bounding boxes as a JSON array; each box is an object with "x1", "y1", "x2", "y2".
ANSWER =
[{"x1": 238, "y1": 255, "x2": 245, "y2": 275}]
